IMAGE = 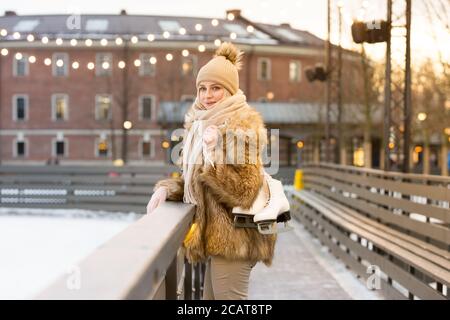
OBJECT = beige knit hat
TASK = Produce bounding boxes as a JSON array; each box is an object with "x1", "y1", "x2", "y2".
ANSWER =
[{"x1": 196, "y1": 42, "x2": 244, "y2": 95}]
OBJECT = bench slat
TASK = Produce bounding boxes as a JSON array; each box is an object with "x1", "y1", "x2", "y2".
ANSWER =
[
  {"x1": 292, "y1": 199, "x2": 446, "y2": 299},
  {"x1": 307, "y1": 187, "x2": 450, "y2": 261},
  {"x1": 293, "y1": 205, "x2": 408, "y2": 299},
  {"x1": 305, "y1": 174, "x2": 449, "y2": 223},
  {"x1": 304, "y1": 167, "x2": 450, "y2": 203},
  {"x1": 305, "y1": 180, "x2": 450, "y2": 246},
  {"x1": 304, "y1": 190, "x2": 450, "y2": 270},
  {"x1": 0, "y1": 202, "x2": 146, "y2": 213},
  {"x1": 292, "y1": 189, "x2": 450, "y2": 288},
  {"x1": 0, "y1": 184, "x2": 154, "y2": 196},
  {"x1": 0, "y1": 165, "x2": 177, "y2": 175},
  {"x1": 312, "y1": 163, "x2": 450, "y2": 184},
  {"x1": 0, "y1": 175, "x2": 164, "y2": 185}
]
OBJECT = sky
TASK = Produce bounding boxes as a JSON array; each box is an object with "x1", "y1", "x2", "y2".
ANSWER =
[{"x1": 0, "y1": 0, "x2": 448, "y2": 65}]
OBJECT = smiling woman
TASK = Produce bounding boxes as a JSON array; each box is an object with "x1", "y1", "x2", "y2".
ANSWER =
[{"x1": 147, "y1": 42, "x2": 280, "y2": 300}]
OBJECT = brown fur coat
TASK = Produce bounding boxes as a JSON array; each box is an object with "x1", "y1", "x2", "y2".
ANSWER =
[{"x1": 154, "y1": 105, "x2": 277, "y2": 266}]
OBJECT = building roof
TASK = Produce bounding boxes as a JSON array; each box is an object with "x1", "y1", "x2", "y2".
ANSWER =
[
  {"x1": 0, "y1": 13, "x2": 325, "y2": 47},
  {"x1": 159, "y1": 101, "x2": 383, "y2": 125}
]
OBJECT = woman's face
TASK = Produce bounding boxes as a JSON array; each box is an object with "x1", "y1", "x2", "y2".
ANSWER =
[{"x1": 198, "y1": 81, "x2": 225, "y2": 109}]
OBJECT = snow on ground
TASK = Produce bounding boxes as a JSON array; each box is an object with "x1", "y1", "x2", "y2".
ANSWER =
[{"x1": 0, "y1": 208, "x2": 140, "y2": 299}]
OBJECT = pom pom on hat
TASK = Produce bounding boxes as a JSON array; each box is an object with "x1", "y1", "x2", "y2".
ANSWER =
[
  {"x1": 214, "y1": 42, "x2": 244, "y2": 71},
  {"x1": 196, "y1": 42, "x2": 243, "y2": 95}
]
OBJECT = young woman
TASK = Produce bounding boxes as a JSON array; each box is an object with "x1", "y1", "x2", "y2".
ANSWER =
[{"x1": 147, "y1": 42, "x2": 277, "y2": 300}]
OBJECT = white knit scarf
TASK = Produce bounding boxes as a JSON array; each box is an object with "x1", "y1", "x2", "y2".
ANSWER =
[{"x1": 182, "y1": 89, "x2": 251, "y2": 204}]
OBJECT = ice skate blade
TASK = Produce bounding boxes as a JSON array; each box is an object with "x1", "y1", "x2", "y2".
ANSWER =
[
  {"x1": 257, "y1": 221, "x2": 294, "y2": 234},
  {"x1": 233, "y1": 214, "x2": 258, "y2": 228}
]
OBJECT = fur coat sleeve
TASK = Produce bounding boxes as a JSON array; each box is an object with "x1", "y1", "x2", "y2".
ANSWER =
[{"x1": 153, "y1": 176, "x2": 184, "y2": 202}]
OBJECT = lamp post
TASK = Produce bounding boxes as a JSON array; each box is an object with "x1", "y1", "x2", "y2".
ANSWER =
[
  {"x1": 294, "y1": 140, "x2": 304, "y2": 190},
  {"x1": 351, "y1": 0, "x2": 411, "y2": 172},
  {"x1": 296, "y1": 140, "x2": 304, "y2": 168},
  {"x1": 120, "y1": 39, "x2": 130, "y2": 164},
  {"x1": 0, "y1": 49, "x2": 3, "y2": 165},
  {"x1": 325, "y1": 0, "x2": 332, "y2": 163},
  {"x1": 417, "y1": 112, "x2": 429, "y2": 174},
  {"x1": 337, "y1": 1, "x2": 344, "y2": 165}
]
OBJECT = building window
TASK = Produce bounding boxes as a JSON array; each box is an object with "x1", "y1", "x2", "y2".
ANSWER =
[
  {"x1": 56, "y1": 141, "x2": 65, "y2": 156},
  {"x1": 13, "y1": 53, "x2": 29, "y2": 76},
  {"x1": 52, "y1": 139, "x2": 67, "y2": 157},
  {"x1": 13, "y1": 95, "x2": 28, "y2": 121},
  {"x1": 95, "y1": 95, "x2": 112, "y2": 120},
  {"x1": 140, "y1": 137, "x2": 155, "y2": 159},
  {"x1": 96, "y1": 53, "x2": 112, "y2": 76},
  {"x1": 52, "y1": 53, "x2": 69, "y2": 77},
  {"x1": 289, "y1": 61, "x2": 302, "y2": 82},
  {"x1": 139, "y1": 54, "x2": 156, "y2": 76},
  {"x1": 52, "y1": 94, "x2": 69, "y2": 121},
  {"x1": 142, "y1": 141, "x2": 151, "y2": 156},
  {"x1": 158, "y1": 20, "x2": 182, "y2": 33},
  {"x1": 86, "y1": 19, "x2": 109, "y2": 32},
  {"x1": 13, "y1": 20, "x2": 40, "y2": 32},
  {"x1": 142, "y1": 140, "x2": 153, "y2": 158},
  {"x1": 139, "y1": 95, "x2": 155, "y2": 120},
  {"x1": 181, "y1": 55, "x2": 197, "y2": 77},
  {"x1": 17, "y1": 141, "x2": 25, "y2": 157},
  {"x1": 96, "y1": 138, "x2": 110, "y2": 157},
  {"x1": 257, "y1": 58, "x2": 271, "y2": 81},
  {"x1": 13, "y1": 137, "x2": 28, "y2": 158},
  {"x1": 180, "y1": 95, "x2": 195, "y2": 103}
]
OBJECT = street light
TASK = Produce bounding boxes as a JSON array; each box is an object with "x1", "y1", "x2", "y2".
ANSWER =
[
  {"x1": 161, "y1": 140, "x2": 170, "y2": 149},
  {"x1": 123, "y1": 120, "x2": 132, "y2": 130},
  {"x1": 417, "y1": 112, "x2": 427, "y2": 121},
  {"x1": 113, "y1": 159, "x2": 124, "y2": 167}
]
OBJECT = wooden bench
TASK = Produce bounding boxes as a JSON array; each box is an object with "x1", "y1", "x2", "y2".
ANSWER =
[
  {"x1": 286, "y1": 163, "x2": 450, "y2": 300},
  {"x1": 0, "y1": 165, "x2": 177, "y2": 213}
]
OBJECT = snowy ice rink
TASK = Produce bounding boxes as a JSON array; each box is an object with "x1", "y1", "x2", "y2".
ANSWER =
[{"x1": 0, "y1": 208, "x2": 140, "y2": 299}]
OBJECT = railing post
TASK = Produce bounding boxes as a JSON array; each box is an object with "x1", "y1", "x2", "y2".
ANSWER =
[
  {"x1": 184, "y1": 258, "x2": 192, "y2": 300},
  {"x1": 194, "y1": 262, "x2": 202, "y2": 300},
  {"x1": 165, "y1": 255, "x2": 178, "y2": 300}
]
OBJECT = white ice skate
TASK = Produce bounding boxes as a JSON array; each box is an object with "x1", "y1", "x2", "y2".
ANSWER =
[
  {"x1": 253, "y1": 176, "x2": 293, "y2": 234},
  {"x1": 232, "y1": 172, "x2": 293, "y2": 234}
]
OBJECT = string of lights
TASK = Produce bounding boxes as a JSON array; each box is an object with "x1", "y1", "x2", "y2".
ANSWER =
[{"x1": 0, "y1": 16, "x2": 257, "y2": 70}]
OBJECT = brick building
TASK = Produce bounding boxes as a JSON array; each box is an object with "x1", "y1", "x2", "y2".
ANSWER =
[{"x1": 0, "y1": 9, "x2": 368, "y2": 166}]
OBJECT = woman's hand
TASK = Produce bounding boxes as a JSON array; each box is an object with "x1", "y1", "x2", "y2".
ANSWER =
[
  {"x1": 203, "y1": 125, "x2": 219, "y2": 150},
  {"x1": 146, "y1": 186, "x2": 168, "y2": 214}
]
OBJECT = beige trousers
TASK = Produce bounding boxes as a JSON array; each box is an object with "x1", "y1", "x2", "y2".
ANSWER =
[{"x1": 202, "y1": 255, "x2": 256, "y2": 300}]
